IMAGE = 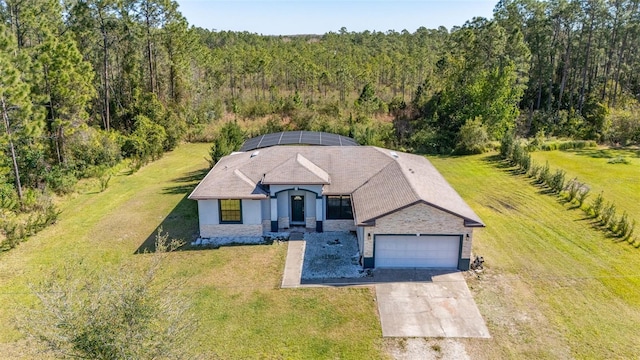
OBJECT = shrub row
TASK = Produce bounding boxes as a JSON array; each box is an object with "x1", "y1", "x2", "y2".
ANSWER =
[
  {"x1": 540, "y1": 140, "x2": 598, "y2": 151},
  {"x1": 500, "y1": 134, "x2": 636, "y2": 245},
  {"x1": 0, "y1": 201, "x2": 60, "y2": 251}
]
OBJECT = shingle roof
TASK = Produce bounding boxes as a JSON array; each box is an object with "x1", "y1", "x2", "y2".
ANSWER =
[
  {"x1": 351, "y1": 151, "x2": 484, "y2": 226},
  {"x1": 188, "y1": 145, "x2": 484, "y2": 227},
  {"x1": 188, "y1": 154, "x2": 268, "y2": 199},
  {"x1": 263, "y1": 153, "x2": 330, "y2": 185}
]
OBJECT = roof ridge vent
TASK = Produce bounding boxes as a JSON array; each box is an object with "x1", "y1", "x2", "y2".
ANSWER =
[{"x1": 389, "y1": 151, "x2": 399, "y2": 159}]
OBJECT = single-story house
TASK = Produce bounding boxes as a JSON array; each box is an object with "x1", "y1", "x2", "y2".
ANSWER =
[{"x1": 189, "y1": 131, "x2": 484, "y2": 270}]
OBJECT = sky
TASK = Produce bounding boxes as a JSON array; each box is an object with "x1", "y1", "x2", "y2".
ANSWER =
[{"x1": 174, "y1": 1, "x2": 497, "y2": 35}]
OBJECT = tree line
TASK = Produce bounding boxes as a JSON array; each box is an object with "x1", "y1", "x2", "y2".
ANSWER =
[{"x1": 0, "y1": 0, "x2": 639, "y2": 247}]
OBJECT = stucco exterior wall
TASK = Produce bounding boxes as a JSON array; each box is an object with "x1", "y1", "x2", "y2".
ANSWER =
[
  {"x1": 197, "y1": 199, "x2": 264, "y2": 238},
  {"x1": 197, "y1": 200, "x2": 219, "y2": 225},
  {"x1": 363, "y1": 203, "x2": 473, "y2": 260},
  {"x1": 324, "y1": 219, "x2": 356, "y2": 232},
  {"x1": 261, "y1": 199, "x2": 270, "y2": 221},
  {"x1": 242, "y1": 199, "x2": 262, "y2": 225}
]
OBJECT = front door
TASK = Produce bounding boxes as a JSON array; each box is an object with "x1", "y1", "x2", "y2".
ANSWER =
[{"x1": 291, "y1": 195, "x2": 305, "y2": 223}]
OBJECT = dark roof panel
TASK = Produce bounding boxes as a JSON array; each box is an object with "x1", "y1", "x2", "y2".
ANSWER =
[{"x1": 239, "y1": 131, "x2": 358, "y2": 152}]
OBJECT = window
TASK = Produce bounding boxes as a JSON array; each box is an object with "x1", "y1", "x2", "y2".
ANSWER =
[
  {"x1": 326, "y1": 195, "x2": 353, "y2": 220},
  {"x1": 219, "y1": 199, "x2": 242, "y2": 223}
]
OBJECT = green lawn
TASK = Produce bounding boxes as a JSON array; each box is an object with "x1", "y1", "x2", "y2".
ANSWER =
[
  {"x1": 0, "y1": 143, "x2": 382, "y2": 359},
  {"x1": 530, "y1": 147, "x2": 640, "y2": 226},
  {"x1": 430, "y1": 153, "x2": 640, "y2": 359},
  {"x1": 1, "y1": 144, "x2": 639, "y2": 359}
]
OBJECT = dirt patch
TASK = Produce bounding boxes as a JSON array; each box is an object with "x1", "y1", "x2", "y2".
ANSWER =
[
  {"x1": 459, "y1": 270, "x2": 573, "y2": 359},
  {"x1": 384, "y1": 338, "x2": 470, "y2": 359}
]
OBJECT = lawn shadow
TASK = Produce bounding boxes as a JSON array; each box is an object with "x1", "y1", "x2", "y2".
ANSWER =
[
  {"x1": 135, "y1": 168, "x2": 208, "y2": 254},
  {"x1": 481, "y1": 154, "x2": 513, "y2": 169},
  {"x1": 162, "y1": 168, "x2": 209, "y2": 195}
]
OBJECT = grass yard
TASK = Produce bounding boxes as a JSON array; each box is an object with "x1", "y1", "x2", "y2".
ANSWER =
[
  {"x1": 2, "y1": 143, "x2": 639, "y2": 359},
  {"x1": 530, "y1": 147, "x2": 640, "y2": 227},
  {"x1": 0, "y1": 143, "x2": 382, "y2": 359},
  {"x1": 430, "y1": 153, "x2": 640, "y2": 359}
]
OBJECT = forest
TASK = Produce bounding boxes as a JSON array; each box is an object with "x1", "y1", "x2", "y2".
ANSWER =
[{"x1": 0, "y1": 0, "x2": 639, "y2": 247}]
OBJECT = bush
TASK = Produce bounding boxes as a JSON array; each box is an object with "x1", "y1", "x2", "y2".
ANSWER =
[
  {"x1": 121, "y1": 115, "x2": 167, "y2": 165},
  {"x1": 625, "y1": 220, "x2": 636, "y2": 242},
  {"x1": 565, "y1": 179, "x2": 580, "y2": 202},
  {"x1": 607, "y1": 156, "x2": 630, "y2": 164},
  {"x1": 500, "y1": 131, "x2": 515, "y2": 159},
  {"x1": 528, "y1": 162, "x2": 541, "y2": 179},
  {"x1": 577, "y1": 187, "x2": 590, "y2": 208},
  {"x1": 0, "y1": 183, "x2": 19, "y2": 211},
  {"x1": 410, "y1": 127, "x2": 451, "y2": 154},
  {"x1": 66, "y1": 126, "x2": 122, "y2": 178},
  {"x1": 540, "y1": 140, "x2": 598, "y2": 151},
  {"x1": 455, "y1": 117, "x2": 490, "y2": 154},
  {"x1": 0, "y1": 197, "x2": 59, "y2": 251},
  {"x1": 605, "y1": 107, "x2": 640, "y2": 145},
  {"x1": 601, "y1": 202, "x2": 617, "y2": 229},
  {"x1": 207, "y1": 121, "x2": 245, "y2": 168},
  {"x1": 44, "y1": 166, "x2": 78, "y2": 195},
  {"x1": 538, "y1": 161, "x2": 551, "y2": 185},
  {"x1": 18, "y1": 230, "x2": 200, "y2": 359},
  {"x1": 549, "y1": 169, "x2": 566, "y2": 193},
  {"x1": 590, "y1": 192, "x2": 605, "y2": 218},
  {"x1": 527, "y1": 130, "x2": 546, "y2": 151},
  {"x1": 616, "y1": 212, "x2": 631, "y2": 238}
]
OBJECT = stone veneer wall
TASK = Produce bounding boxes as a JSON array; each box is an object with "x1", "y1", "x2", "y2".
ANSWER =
[
  {"x1": 200, "y1": 224, "x2": 263, "y2": 238},
  {"x1": 305, "y1": 217, "x2": 316, "y2": 229},
  {"x1": 323, "y1": 219, "x2": 356, "y2": 232},
  {"x1": 262, "y1": 220, "x2": 271, "y2": 233},
  {"x1": 278, "y1": 217, "x2": 290, "y2": 229},
  {"x1": 363, "y1": 203, "x2": 473, "y2": 260}
]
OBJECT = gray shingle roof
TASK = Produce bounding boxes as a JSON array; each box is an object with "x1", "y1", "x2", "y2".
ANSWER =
[
  {"x1": 188, "y1": 146, "x2": 484, "y2": 227},
  {"x1": 263, "y1": 153, "x2": 330, "y2": 185},
  {"x1": 351, "y1": 151, "x2": 484, "y2": 226}
]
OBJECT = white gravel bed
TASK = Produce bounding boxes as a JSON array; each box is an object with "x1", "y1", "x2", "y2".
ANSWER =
[
  {"x1": 192, "y1": 232, "x2": 290, "y2": 247},
  {"x1": 301, "y1": 232, "x2": 365, "y2": 279}
]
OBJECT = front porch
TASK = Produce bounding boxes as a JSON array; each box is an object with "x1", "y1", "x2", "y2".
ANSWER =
[{"x1": 267, "y1": 185, "x2": 356, "y2": 234}]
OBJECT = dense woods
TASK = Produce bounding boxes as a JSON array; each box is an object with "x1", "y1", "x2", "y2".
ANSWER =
[{"x1": 0, "y1": 0, "x2": 639, "y2": 247}]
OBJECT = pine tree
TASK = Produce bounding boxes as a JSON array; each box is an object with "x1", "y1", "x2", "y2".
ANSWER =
[{"x1": 0, "y1": 25, "x2": 43, "y2": 199}]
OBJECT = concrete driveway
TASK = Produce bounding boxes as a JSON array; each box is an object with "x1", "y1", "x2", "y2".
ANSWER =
[{"x1": 375, "y1": 272, "x2": 490, "y2": 338}]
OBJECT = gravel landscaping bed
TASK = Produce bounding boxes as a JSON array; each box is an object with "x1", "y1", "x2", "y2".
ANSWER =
[
  {"x1": 301, "y1": 232, "x2": 365, "y2": 279},
  {"x1": 192, "y1": 232, "x2": 290, "y2": 247}
]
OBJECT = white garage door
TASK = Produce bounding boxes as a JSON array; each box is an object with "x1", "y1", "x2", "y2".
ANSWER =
[{"x1": 375, "y1": 235, "x2": 460, "y2": 268}]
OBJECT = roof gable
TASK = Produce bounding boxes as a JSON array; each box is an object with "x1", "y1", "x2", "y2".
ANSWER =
[
  {"x1": 188, "y1": 157, "x2": 268, "y2": 200},
  {"x1": 262, "y1": 153, "x2": 330, "y2": 185},
  {"x1": 351, "y1": 161, "x2": 419, "y2": 225},
  {"x1": 351, "y1": 151, "x2": 484, "y2": 226}
]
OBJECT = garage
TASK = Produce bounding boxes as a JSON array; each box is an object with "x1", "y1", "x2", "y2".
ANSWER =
[{"x1": 374, "y1": 235, "x2": 461, "y2": 268}]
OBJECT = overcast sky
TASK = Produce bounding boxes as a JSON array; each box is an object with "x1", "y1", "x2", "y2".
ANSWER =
[{"x1": 174, "y1": 1, "x2": 497, "y2": 35}]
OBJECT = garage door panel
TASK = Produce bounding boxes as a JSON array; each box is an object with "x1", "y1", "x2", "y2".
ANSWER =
[{"x1": 375, "y1": 235, "x2": 460, "y2": 268}]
